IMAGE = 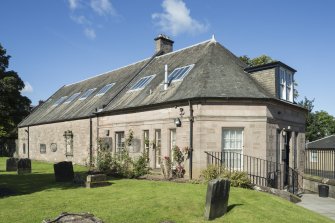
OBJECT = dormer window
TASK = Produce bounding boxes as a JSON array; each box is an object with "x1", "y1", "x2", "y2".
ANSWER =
[{"x1": 279, "y1": 68, "x2": 294, "y2": 102}]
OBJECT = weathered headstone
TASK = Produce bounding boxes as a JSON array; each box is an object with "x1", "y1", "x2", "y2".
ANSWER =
[
  {"x1": 42, "y1": 212, "x2": 103, "y2": 223},
  {"x1": 54, "y1": 161, "x2": 74, "y2": 182},
  {"x1": 86, "y1": 174, "x2": 109, "y2": 188},
  {"x1": 204, "y1": 178, "x2": 230, "y2": 220},
  {"x1": 17, "y1": 158, "x2": 31, "y2": 174},
  {"x1": 6, "y1": 158, "x2": 18, "y2": 171}
]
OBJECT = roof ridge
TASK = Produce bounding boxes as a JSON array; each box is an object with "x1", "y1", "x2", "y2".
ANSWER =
[
  {"x1": 155, "y1": 38, "x2": 212, "y2": 59},
  {"x1": 65, "y1": 38, "x2": 213, "y2": 87},
  {"x1": 65, "y1": 57, "x2": 151, "y2": 87},
  {"x1": 307, "y1": 135, "x2": 335, "y2": 145}
]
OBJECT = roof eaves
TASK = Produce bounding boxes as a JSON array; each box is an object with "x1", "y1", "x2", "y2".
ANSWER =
[{"x1": 245, "y1": 61, "x2": 297, "y2": 73}]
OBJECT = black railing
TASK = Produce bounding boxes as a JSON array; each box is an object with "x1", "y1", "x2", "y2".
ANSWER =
[
  {"x1": 305, "y1": 149, "x2": 335, "y2": 179},
  {"x1": 205, "y1": 151, "x2": 302, "y2": 194}
]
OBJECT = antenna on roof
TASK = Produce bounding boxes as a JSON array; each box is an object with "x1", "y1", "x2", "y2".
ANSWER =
[{"x1": 211, "y1": 34, "x2": 216, "y2": 42}]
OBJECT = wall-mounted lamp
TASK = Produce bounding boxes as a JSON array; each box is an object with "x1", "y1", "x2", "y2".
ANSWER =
[
  {"x1": 175, "y1": 118, "x2": 181, "y2": 127},
  {"x1": 105, "y1": 130, "x2": 110, "y2": 136}
]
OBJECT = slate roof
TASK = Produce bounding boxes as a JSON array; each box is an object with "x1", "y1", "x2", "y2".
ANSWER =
[
  {"x1": 306, "y1": 135, "x2": 335, "y2": 149},
  {"x1": 19, "y1": 39, "x2": 294, "y2": 127}
]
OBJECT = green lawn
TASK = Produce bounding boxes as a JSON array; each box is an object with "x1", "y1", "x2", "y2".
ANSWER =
[{"x1": 0, "y1": 157, "x2": 332, "y2": 223}]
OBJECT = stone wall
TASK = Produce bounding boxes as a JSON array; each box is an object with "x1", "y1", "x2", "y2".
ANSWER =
[
  {"x1": 303, "y1": 174, "x2": 335, "y2": 198},
  {"x1": 17, "y1": 101, "x2": 306, "y2": 178},
  {"x1": 18, "y1": 118, "x2": 97, "y2": 165},
  {"x1": 249, "y1": 68, "x2": 277, "y2": 97}
]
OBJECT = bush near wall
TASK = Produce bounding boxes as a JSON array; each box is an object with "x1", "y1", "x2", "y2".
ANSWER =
[{"x1": 201, "y1": 165, "x2": 252, "y2": 189}]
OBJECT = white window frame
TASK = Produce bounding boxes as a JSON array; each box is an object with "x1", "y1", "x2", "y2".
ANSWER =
[
  {"x1": 222, "y1": 128, "x2": 244, "y2": 170},
  {"x1": 143, "y1": 130, "x2": 150, "y2": 159},
  {"x1": 279, "y1": 67, "x2": 294, "y2": 103},
  {"x1": 115, "y1": 131, "x2": 125, "y2": 155},
  {"x1": 167, "y1": 64, "x2": 195, "y2": 83},
  {"x1": 78, "y1": 88, "x2": 97, "y2": 100},
  {"x1": 128, "y1": 75, "x2": 156, "y2": 92},
  {"x1": 155, "y1": 129, "x2": 162, "y2": 168},
  {"x1": 310, "y1": 150, "x2": 318, "y2": 163},
  {"x1": 95, "y1": 83, "x2": 115, "y2": 96},
  {"x1": 170, "y1": 129, "x2": 176, "y2": 163}
]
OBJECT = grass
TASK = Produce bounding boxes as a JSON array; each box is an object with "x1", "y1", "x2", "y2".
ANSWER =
[{"x1": 0, "y1": 157, "x2": 333, "y2": 223}]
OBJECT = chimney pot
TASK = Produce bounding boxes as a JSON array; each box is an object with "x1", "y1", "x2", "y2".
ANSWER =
[{"x1": 154, "y1": 34, "x2": 174, "y2": 54}]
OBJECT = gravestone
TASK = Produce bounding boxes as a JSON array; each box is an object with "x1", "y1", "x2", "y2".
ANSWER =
[
  {"x1": 86, "y1": 174, "x2": 110, "y2": 188},
  {"x1": 204, "y1": 178, "x2": 230, "y2": 220},
  {"x1": 42, "y1": 212, "x2": 103, "y2": 223},
  {"x1": 17, "y1": 158, "x2": 31, "y2": 174},
  {"x1": 54, "y1": 161, "x2": 74, "y2": 182},
  {"x1": 6, "y1": 158, "x2": 18, "y2": 171}
]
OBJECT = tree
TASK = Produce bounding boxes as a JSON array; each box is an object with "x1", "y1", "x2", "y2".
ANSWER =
[
  {"x1": 239, "y1": 55, "x2": 274, "y2": 67},
  {"x1": 298, "y1": 97, "x2": 335, "y2": 142},
  {"x1": 0, "y1": 43, "x2": 31, "y2": 155}
]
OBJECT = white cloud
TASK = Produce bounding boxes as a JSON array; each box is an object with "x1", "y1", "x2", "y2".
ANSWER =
[
  {"x1": 68, "y1": 0, "x2": 80, "y2": 10},
  {"x1": 21, "y1": 82, "x2": 33, "y2": 94},
  {"x1": 70, "y1": 15, "x2": 91, "y2": 25},
  {"x1": 84, "y1": 27, "x2": 96, "y2": 39},
  {"x1": 90, "y1": 0, "x2": 116, "y2": 16},
  {"x1": 152, "y1": 0, "x2": 208, "y2": 36},
  {"x1": 67, "y1": 0, "x2": 116, "y2": 39}
]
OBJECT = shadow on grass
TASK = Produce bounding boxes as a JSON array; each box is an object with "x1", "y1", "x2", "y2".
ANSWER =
[
  {"x1": 0, "y1": 171, "x2": 122, "y2": 198},
  {"x1": 227, "y1": 204, "x2": 243, "y2": 212},
  {"x1": 0, "y1": 172, "x2": 87, "y2": 198}
]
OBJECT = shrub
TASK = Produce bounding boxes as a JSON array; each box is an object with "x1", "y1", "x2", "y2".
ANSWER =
[
  {"x1": 200, "y1": 165, "x2": 221, "y2": 181},
  {"x1": 97, "y1": 149, "x2": 113, "y2": 172},
  {"x1": 96, "y1": 136, "x2": 150, "y2": 179},
  {"x1": 200, "y1": 165, "x2": 252, "y2": 189},
  {"x1": 228, "y1": 171, "x2": 252, "y2": 188},
  {"x1": 133, "y1": 153, "x2": 151, "y2": 178},
  {"x1": 221, "y1": 170, "x2": 252, "y2": 188},
  {"x1": 161, "y1": 156, "x2": 172, "y2": 179}
]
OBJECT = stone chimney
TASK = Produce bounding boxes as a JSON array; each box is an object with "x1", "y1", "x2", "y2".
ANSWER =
[{"x1": 154, "y1": 34, "x2": 174, "y2": 54}]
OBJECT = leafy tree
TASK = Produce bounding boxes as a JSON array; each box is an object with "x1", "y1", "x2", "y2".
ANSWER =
[
  {"x1": 0, "y1": 43, "x2": 31, "y2": 155},
  {"x1": 299, "y1": 97, "x2": 335, "y2": 141},
  {"x1": 239, "y1": 55, "x2": 274, "y2": 67}
]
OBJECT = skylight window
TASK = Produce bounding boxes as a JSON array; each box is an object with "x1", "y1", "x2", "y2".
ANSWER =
[
  {"x1": 167, "y1": 64, "x2": 194, "y2": 83},
  {"x1": 96, "y1": 83, "x2": 115, "y2": 96},
  {"x1": 78, "y1": 88, "x2": 96, "y2": 100},
  {"x1": 64, "y1": 92, "x2": 81, "y2": 104},
  {"x1": 53, "y1": 96, "x2": 68, "y2": 106},
  {"x1": 129, "y1": 75, "x2": 155, "y2": 91}
]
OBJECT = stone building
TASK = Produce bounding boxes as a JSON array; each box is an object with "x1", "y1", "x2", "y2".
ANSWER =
[{"x1": 18, "y1": 35, "x2": 306, "y2": 179}]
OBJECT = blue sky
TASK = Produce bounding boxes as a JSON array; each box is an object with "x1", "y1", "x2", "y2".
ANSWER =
[{"x1": 1, "y1": 0, "x2": 335, "y2": 115}]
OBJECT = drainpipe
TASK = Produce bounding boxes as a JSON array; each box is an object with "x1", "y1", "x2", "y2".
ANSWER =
[
  {"x1": 89, "y1": 117, "x2": 93, "y2": 166},
  {"x1": 27, "y1": 126, "x2": 30, "y2": 159},
  {"x1": 189, "y1": 100, "x2": 194, "y2": 180}
]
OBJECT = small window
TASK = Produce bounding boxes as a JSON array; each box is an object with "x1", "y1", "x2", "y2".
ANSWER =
[
  {"x1": 279, "y1": 68, "x2": 294, "y2": 103},
  {"x1": 143, "y1": 130, "x2": 149, "y2": 159},
  {"x1": 79, "y1": 88, "x2": 96, "y2": 100},
  {"x1": 155, "y1": 130, "x2": 162, "y2": 167},
  {"x1": 23, "y1": 143, "x2": 26, "y2": 154},
  {"x1": 170, "y1": 129, "x2": 176, "y2": 163},
  {"x1": 115, "y1": 131, "x2": 125, "y2": 155},
  {"x1": 40, "y1": 144, "x2": 46, "y2": 154},
  {"x1": 310, "y1": 150, "x2": 318, "y2": 162},
  {"x1": 53, "y1": 96, "x2": 68, "y2": 106},
  {"x1": 96, "y1": 83, "x2": 115, "y2": 96},
  {"x1": 64, "y1": 92, "x2": 81, "y2": 103},
  {"x1": 167, "y1": 64, "x2": 194, "y2": 83},
  {"x1": 129, "y1": 75, "x2": 155, "y2": 91}
]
